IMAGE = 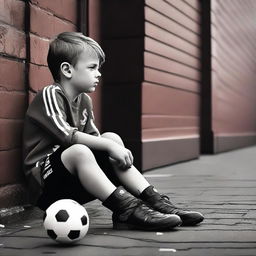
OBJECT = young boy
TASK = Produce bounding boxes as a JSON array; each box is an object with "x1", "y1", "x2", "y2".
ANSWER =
[{"x1": 23, "y1": 32, "x2": 204, "y2": 231}]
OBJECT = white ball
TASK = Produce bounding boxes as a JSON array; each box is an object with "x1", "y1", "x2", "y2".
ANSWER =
[{"x1": 43, "y1": 199, "x2": 89, "y2": 244}]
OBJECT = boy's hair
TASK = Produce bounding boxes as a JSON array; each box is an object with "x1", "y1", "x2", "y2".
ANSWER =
[{"x1": 47, "y1": 32, "x2": 105, "y2": 81}]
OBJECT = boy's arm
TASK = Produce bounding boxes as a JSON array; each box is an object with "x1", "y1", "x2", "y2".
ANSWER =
[
  {"x1": 27, "y1": 86, "x2": 132, "y2": 168},
  {"x1": 27, "y1": 86, "x2": 78, "y2": 147},
  {"x1": 74, "y1": 131, "x2": 133, "y2": 169}
]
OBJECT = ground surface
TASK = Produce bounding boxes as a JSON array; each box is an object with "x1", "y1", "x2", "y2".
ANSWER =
[{"x1": 0, "y1": 146, "x2": 256, "y2": 256}]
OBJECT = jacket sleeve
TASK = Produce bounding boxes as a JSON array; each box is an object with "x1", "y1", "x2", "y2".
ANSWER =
[{"x1": 27, "y1": 85, "x2": 78, "y2": 147}]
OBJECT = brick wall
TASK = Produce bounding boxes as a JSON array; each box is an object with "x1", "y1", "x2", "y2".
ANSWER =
[
  {"x1": 28, "y1": 0, "x2": 77, "y2": 100},
  {"x1": 0, "y1": 0, "x2": 78, "y2": 208},
  {"x1": 0, "y1": 0, "x2": 27, "y2": 207}
]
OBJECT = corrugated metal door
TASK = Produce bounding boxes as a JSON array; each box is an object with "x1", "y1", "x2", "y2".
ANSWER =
[{"x1": 142, "y1": 0, "x2": 202, "y2": 169}]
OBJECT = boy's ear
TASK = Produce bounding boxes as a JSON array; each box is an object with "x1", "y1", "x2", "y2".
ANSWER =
[{"x1": 60, "y1": 62, "x2": 73, "y2": 79}]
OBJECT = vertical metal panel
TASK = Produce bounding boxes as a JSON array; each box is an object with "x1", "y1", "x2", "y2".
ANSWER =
[
  {"x1": 142, "y1": 0, "x2": 201, "y2": 169},
  {"x1": 87, "y1": 0, "x2": 102, "y2": 131},
  {"x1": 101, "y1": 0, "x2": 145, "y2": 169},
  {"x1": 78, "y1": 0, "x2": 88, "y2": 35},
  {"x1": 210, "y1": 0, "x2": 256, "y2": 152},
  {"x1": 201, "y1": 0, "x2": 213, "y2": 153}
]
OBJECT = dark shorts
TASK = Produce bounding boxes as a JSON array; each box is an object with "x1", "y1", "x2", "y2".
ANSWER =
[{"x1": 36, "y1": 147, "x2": 121, "y2": 211}]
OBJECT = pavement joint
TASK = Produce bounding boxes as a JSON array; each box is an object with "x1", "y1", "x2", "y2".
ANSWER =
[{"x1": 0, "y1": 146, "x2": 256, "y2": 255}]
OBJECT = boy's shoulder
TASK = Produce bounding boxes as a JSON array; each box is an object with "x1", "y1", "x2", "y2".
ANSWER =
[
  {"x1": 29, "y1": 84, "x2": 93, "y2": 110},
  {"x1": 29, "y1": 84, "x2": 93, "y2": 109},
  {"x1": 32, "y1": 84, "x2": 62, "y2": 99},
  {"x1": 38, "y1": 84, "x2": 92, "y2": 101},
  {"x1": 27, "y1": 84, "x2": 64, "y2": 113}
]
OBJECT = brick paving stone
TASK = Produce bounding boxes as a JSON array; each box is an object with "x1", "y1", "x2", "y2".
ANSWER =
[{"x1": 0, "y1": 146, "x2": 256, "y2": 256}]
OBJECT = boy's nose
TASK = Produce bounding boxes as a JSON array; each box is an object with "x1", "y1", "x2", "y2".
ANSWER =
[{"x1": 96, "y1": 70, "x2": 101, "y2": 78}]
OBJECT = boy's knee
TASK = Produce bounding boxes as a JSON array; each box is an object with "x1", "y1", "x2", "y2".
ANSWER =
[
  {"x1": 61, "y1": 144, "x2": 95, "y2": 166},
  {"x1": 101, "y1": 132, "x2": 124, "y2": 146}
]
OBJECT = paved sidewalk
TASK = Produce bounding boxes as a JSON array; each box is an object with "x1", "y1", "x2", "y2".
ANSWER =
[{"x1": 0, "y1": 146, "x2": 256, "y2": 256}]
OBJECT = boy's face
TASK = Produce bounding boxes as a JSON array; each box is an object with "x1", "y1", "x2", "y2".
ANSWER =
[{"x1": 70, "y1": 50, "x2": 101, "y2": 94}]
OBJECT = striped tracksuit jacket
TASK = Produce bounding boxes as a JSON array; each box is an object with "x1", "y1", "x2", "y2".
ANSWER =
[{"x1": 23, "y1": 83, "x2": 100, "y2": 204}]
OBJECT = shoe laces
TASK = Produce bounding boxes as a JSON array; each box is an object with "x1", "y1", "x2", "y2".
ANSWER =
[
  {"x1": 160, "y1": 194, "x2": 175, "y2": 206},
  {"x1": 158, "y1": 194, "x2": 181, "y2": 214},
  {"x1": 139, "y1": 203, "x2": 155, "y2": 213},
  {"x1": 160, "y1": 194, "x2": 194, "y2": 216},
  {"x1": 138, "y1": 202, "x2": 170, "y2": 221}
]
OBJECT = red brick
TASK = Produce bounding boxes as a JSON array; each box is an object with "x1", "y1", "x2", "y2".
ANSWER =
[
  {"x1": 0, "y1": 149, "x2": 24, "y2": 186},
  {"x1": 29, "y1": 33, "x2": 49, "y2": 65},
  {"x1": 0, "y1": 91, "x2": 27, "y2": 119},
  {"x1": 29, "y1": 63, "x2": 53, "y2": 92},
  {"x1": 0, "y1": 57, "x2": 25, "y2": 91},
  {"x1": 0, "y1": 0, "x2": 25, "y2": 30},
  {"x1": 30, "y1": 4, "x2": 76, "y2": 39},
  {"x1": 0, "y1": 119, "x2": 23, "y2": 150},
  {"x1": 31, "y1": 0, "x2": 77, "y2": 24},
  {"x1": 0, "y1": 24, "x2": 26, "y2": 59}
]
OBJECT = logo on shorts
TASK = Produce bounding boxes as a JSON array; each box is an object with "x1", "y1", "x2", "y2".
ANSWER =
[
  {"x1": 42, "y1": 156, "x2": 53, "y2": 180},
  {"x1": 43, "y1": 168, "x2": 53, "y2": 180}
]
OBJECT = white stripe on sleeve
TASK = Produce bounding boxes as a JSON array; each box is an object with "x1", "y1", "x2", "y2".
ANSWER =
[
  {"x1": 43, "y1": 86, "x2": 51, "y2": 116},
  {"x1": 52, "y1": 87, "x2": 71, "y2": 131},
  {"x1": 46, "y1": 86, "x2": 69, "y2": 136}
]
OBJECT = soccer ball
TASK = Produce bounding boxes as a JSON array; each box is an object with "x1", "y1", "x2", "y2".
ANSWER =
[{"x1": 43, "y1": 199, "x2": 89, "y2": 244}]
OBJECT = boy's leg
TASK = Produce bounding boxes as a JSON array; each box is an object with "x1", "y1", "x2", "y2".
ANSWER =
[
  {"x1": 101, "y1": 132, "x2": 204, "y2": 226},
  {"x1": 101, "y1": 132, "x2": 150, "y2": 196},
  {"x1": 61, "y1": 144, "x2": 181, "y2": 230},
  {"x1": 61, "y1": 144, "x2": 116, "y2": 201}
]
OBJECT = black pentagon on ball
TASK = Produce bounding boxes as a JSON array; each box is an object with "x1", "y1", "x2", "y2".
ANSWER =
[
  {"x1": 55, "y1": 209, "x2": 69, "y2": 222},
  {"x1": 68, "y1": 230, "x2": 80, "y2": 240},
  {"x1": 81, "y1": 215, "x2": 88, "y2": 226},
  {"x1": 47, "y1": 229, "x2": 57, "y2": 240}
]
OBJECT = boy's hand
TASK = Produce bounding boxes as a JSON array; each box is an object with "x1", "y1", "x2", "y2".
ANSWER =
[
  {"x1": 74, "y1": 131, "x2": 134, "y2": 169},
  {"x1": 108, "y1": 142, "x2": 134, "y2": 170}
]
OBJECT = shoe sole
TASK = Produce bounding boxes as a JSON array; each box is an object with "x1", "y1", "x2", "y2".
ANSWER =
[
  {"x1": 181, "y1": 215, "x2": 204, "y2": 226},
  {"x1": 113, "y1": 218, "x2": 182, "y2": 231}
]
